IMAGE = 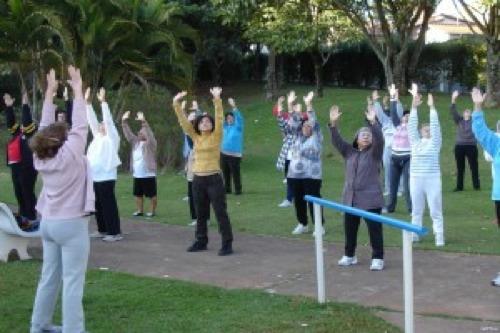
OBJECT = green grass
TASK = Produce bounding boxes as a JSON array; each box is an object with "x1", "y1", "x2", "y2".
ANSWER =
[
  {"x1": 0, "y1": 261, "x2": 400, "y2": 333},
  {"x1": 1, "y1": 83, "x2": 500, "y2": 254}
]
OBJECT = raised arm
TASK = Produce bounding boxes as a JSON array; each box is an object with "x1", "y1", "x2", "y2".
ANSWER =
[
  {"x1": 374, "y1": 100, "x2": 391, "y2": 128},
  {"x1": 64, "y1": 66, "x2": 88, "y2": 156},
  {"x1": 428, "y1": 94, "x2": 442, "y2": 149},
  {"x1": 98, "y1": 88, "x2": 120, "y2": 150},
  {"x1": 40, "y1": 69, "x2": 58, "y2": 129},
  {"x1": 136, "y1": 112, "x2": 157, "y2": 151},
  {"x1": 21, "y1": 93, "x2": 36, "y2": 138},
  {"x1": 365, "y1": 104, "x2": 384, "y2": 159},
  {"x1": 173, "y1": 91, "x2": 196, "y2": 138},
  {"x1": 388, "y1": 85, "x2": 401, "y2": 127},
  {"x1": 450, "y1": 90, "x2": 461, "y2": 124},
  {"x1": 471, "y1": 88, "x2": 499, "y2": 157},
  {"x1": 228, "y1": 98, "x2": 244, "y2": 131},
  {"x1": 3, "y1": 94, "x2": 19, "y2": 136},
  {"x1": 407, "y1": 87, "x2": 421, "y2": 146},
  {"x1": 121, "y1": 113, "x2": 138, "y2": 144},
  {"x1": 329, "y1": 105, "x2": 352, "y2": 158},
  {"x1": 211, "y1": 87, "x2": 223, "y2": 141}
]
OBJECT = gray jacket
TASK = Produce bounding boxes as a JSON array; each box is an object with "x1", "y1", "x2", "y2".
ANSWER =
[
  {"x1": 330, "y1": 123, "x2": 384, "y2": 210},
  {"x1": 122, "y1": 120, "x2": 157, "y2": 174}
]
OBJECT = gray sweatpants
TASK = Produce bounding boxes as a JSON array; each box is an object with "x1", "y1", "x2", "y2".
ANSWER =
[{"x1": 31, "y1": 217, "x2": 90, "y2": 333}]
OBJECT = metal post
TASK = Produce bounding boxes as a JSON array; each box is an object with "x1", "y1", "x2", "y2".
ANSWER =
[
  {"x1": 313, "y1": 203, "x2": 326, "y2": 304},
  {"x1": 402, "y1": 230, "x2": 414, "y2": 333}
]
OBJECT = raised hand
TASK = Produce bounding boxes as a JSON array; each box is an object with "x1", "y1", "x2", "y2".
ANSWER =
[
  {"x1": 3, "y1": 93, "x2": 14, "y2": 107},
  {"x1": 122, "y1": 111, "x2": 130, "y2": 121},
  {"x1": 427, "y1": 93, "x2": 434, "y2": 108},
  {"x1": 365, "y1": 105, "x2": 376, "y2": 124},
  {"x1": 136, "y1": 111, "x2": 145, "y2": 122},
  {"x1": 66, "y1": 65, "x2": 83, "y2": 98},
  {"x1": 210, "y1": 87, "x2": 222, "y2": 99},
  {"x1": 287, "y1": 90, "x2": 297, "y2": 105},
  {"x1": 372, "y1": 90, "x2": 379, "y2": 101},
  {"x1": 276, "y1": 96, "x2": 285, "y2": 113},
  {"x1": 84, "y1": 87, "x2": 91, "y2": 104},
  {"x1": 451, "y1": 90, "x2": 459, "y2": 104},
  {"x1": 389, "y1": 84, "x2": 398, "y2": 100},
  {"x1": 46, "y1": 68, "x2": 58, "y2": 95},
  {"x1": 191, "y1": 100, "x2": 199, "y2": 111},
  {"x1": 471, "y1": 87, "x2": 486, "y2": 108},
  {"x1": 97, "y1": 87, "x2": 106, "y2": 103},
  {"x1": 181, "y1": 100, "x2": 187, "y2": 111},
  {"x1": 173, "y1": 91, "x2": 187, "y2": 104},
  {"x1": 329, "y1": 105, "x2": 342, "y2": 124},
  {"x1": 408, "y1": 82, "x2": 418, "y2": 97},
  {"x1": 63, "y1": 86, "x2": 68, "y2": 101},
  {"x1": 228, "y1": 97, "x2": 236, "y2": 109},
  {"x1": 22, "y1": 92, "x2": 29, "y2": 105},
  {"x1": 303, "y1": 91, "x2": 314, "y2": 105}
]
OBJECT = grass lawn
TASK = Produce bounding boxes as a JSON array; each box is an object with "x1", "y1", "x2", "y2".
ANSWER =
[
  {"x1": 0, "y1": 261, "x2": 401, "y2": 333},
  {"x1": 1, "y1": 83, "x2": 500, "y2": 254}
]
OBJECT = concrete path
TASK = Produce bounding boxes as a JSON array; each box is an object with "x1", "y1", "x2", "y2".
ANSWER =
[{"x1": 28, "y1": 219, "x2": 500, "y2": 332}]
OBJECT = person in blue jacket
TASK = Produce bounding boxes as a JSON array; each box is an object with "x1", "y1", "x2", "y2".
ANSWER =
[
  {"x1": 221, "y1": 97, "x2": 244, "y2": 195},
  {"x1": 470, "y1": 87, "x2": 500, "y2": 287}
]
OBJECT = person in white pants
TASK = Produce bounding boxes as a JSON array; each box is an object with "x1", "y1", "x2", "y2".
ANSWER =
[
  {"x1": 407, "y1": 84, "x2": 444, "y2": 246},
  {"x1": 29, "y1": 66, "x2": 94, "y2": 333}
]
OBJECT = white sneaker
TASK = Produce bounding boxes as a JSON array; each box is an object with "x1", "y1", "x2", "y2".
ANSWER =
[
  {"x1": 89, "y1": 232, "x2": 106, "y2": 238},
  {"x1": 338, "y1": 256, "x2": 358, "y2": 266},
  {"x1": 102, "y1": 234, "x2": 123, "y2": 242},
  {"x1": 182, "y1": 196, "x2": 189, "y2": 201},
  {"x1": 188, "y1": 220, "x2": 197, "y2": 226},
  {"x1": 282, "y1": 178, "x2": 287, "y2": 184},
  {"x1": 278, "y1": 200, "x2": 292, "y2": 208},
  {"x1": 145, "y1": 212, "x2": 155, "y2": 218},
  {"x1": 292, "y1": 224, "x2": 308, "y2": 235},
  {"x1": 435, "y1": 232, "x2": 445, "y2": 247},
  {"x1": 312, "y1": 226, "x2": 325, "y2": 237},
  {"x1": 382, "y1": 207, "x2": 388, "y2": 214},
  {"x1": 491, "y1": 273, "x2": 500, "y2": 287},
  {"x1": 370, "y1": 259, "x2": 384, "y2": 271}
]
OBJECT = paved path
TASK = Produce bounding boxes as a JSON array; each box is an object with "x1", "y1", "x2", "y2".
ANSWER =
[{"x1": 28, "y1": 219, "x2": 500, "y2": 332}]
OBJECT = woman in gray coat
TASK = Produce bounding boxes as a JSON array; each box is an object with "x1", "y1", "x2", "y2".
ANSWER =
[{"x1": 329, "y1": 103, "x2": 385, "y2": 271}]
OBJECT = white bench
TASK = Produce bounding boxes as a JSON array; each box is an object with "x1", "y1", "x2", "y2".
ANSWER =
[{"x1": 0, "y1": 202, "x2": 40, "y2": 262}]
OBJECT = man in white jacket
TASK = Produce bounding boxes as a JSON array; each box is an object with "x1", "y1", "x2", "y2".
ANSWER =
[
  {"x1": 407, "y1": 84, "x2": 444, "y2": 247},
  {"x1": 86, "y1": 88, "x2": 122, "y2": 242}
]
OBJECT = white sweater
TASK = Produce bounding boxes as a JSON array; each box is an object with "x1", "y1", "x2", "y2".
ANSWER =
[
  {"x1": 408, "y1": 107, "x2": 441, "y2": 176},
  {"x1": 86, "y1": 102, "x2": 121, "y2": 182}
]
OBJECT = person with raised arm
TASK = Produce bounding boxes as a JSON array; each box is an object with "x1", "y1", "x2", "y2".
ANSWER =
[
  {"x1": 122, "y1": 110, "x2": 158, "y2": 218},
  {"x1": 173, "y1": 88, "x2": 234, "y2": 256},
  {"x1": 29, "y1": 66, "x2": 94, "y2": 333},
  {"x1": 280, "y1": 91, "x2": 324, "y2": 236},
  {"x1": 469, "y1": 88, "x2": 500, "y2": 286},
  {"x1": 329, "y1": 102, "x2": 385, "y2": 271},
  {"x1": 407, "y1": 84, "x2": 444, "y2": 247},
  {"x1": 385, "y1": 84, "x2": 412, "y2": 214},
  {"x1": 220, "y1": 97, "x2": 245, "y2": 195},
  {"x1": 86, "y1": 87, "x2": 122, "y2": 242},
  {"x1": 3, "y1": 91, "x2": 38, "y2": 230},
  {"x1": 451, "y1": 90, "x2": 480, "y2": 191}
]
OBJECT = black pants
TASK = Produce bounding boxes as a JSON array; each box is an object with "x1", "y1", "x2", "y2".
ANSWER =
[
  {"x1": 192, "y1": 174, "x2": 233, "y2": 245},
  {"x1": 288, "y1": 178, "x2": 323, "y2": 226},
  {"x1": 94, "y1": 181, "x2": 121, "y2": 235},
  {"x1": 454, "y1": 145, "x2": 480, "y2": 190},
  {"x1": 387, "y1": 154, "x2": 411, "y2": 212},
  {"x1": 284, "y1": 159, "x2": 293, "y2": 202},
  {"x1": 221, "y1": 153, "x2": 242, "y2": 194},
  {"x1": 10, "y1": 163, "x2": 37, "y2": 220},
  {"x1": 495, "y1": 201, "x2": 500, "y2": 227},
  {"x1": 188, "y1": 181, "x2": 197, "y2": 220},
  {"x1": 344, "y1": 208, "x2": 384, "y2": 259}
]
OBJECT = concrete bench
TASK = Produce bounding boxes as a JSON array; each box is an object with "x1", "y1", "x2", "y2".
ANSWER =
[{"x1": 0, "y1": 202, "x2": 40, "y2": 262}]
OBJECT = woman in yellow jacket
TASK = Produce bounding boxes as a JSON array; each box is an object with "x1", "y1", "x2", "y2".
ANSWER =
[{"x1": 173, "y1": 88, "x2": 234, "y2": 256}]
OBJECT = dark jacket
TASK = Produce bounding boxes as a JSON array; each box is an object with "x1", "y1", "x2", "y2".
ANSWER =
[
  {"x1": 450, "y1": 103, "x2": 476, "y2": 146},
  {"x1": 330, "y1": 123, "x2": 384, "y2": 210},
  {"x1": 5, "y1": 104, "x2": 37, "y2": 169}
]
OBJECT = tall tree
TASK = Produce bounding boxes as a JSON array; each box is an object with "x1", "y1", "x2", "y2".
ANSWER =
[
  {"x1": 330, "y1": 0, "x2": 439, "y2": 92},
  {"x1": 454, "y1": 0, "x2": 499, "y2": 107}
]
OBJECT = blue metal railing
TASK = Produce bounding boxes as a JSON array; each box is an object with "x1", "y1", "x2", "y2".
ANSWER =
[{"x1": 304, "y1": 195, "x2": 428, "y2": 236}]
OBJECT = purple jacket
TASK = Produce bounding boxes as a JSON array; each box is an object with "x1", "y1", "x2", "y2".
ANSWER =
[{"x1": 330, "y1": 123, "x2": 385, "y2": 210}]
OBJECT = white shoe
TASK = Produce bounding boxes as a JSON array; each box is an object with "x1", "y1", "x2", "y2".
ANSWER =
[
  {"x1": 292, "y1": 224, "x2": 308, "y2": 235},
  {"x1": 182, "y1": 196, "x2": 189, "y2": 201},
  {"x1": 145, "y1": 212, "x2": 155, "y2": 218},
  {"x1": 89, "y1": 232, "x2": 106, "y2": 238},
  {"x1": 312, "y1": 226, "x2": 325, "y2": 237},
  {"x1": 370, "y1": 259, "x2": 384, "y2": 271},
  {"x1": 338, "y1": 256, "x2": 358, "y2": 266},
  {"x1": 188, "y1": 220, "x2": 197, "y2": 226},
  {"x1": 491, "y1": 273, "x2": 500, "y2": 287},
  {"x1": 102, "y1": 234, "x2": 123, "y2": 242},
  {"x1": 382, "y1": 207, "x2": 388, "y2": 214},
  {"x1": 278, "y1": 200, "x2": 292, "y2": 208},
  {"x1": 435, "y1": 232, "x2": 445, "y2": 247},
  {"x1": 282, "y1": 178, "x2": 287, "y2": 184}
]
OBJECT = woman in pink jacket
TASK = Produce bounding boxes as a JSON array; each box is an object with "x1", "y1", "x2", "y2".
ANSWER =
[{"x1": 29, "y1": 66, "x2": 94, "y2": 333}]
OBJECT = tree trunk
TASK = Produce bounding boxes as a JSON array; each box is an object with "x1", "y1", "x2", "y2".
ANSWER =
[
  {"x1": 485, "y1": 40, "x2": 500, "y2": 108},
  {"x1": 311, "y1": 52, "x2": 323, "y2": 98},
  {"x1": 253, "y1": 44, "x2": 261, "y2": 81},
  {"x1": 265, "y1": 47, "x2": 278, "y2": 100}
]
